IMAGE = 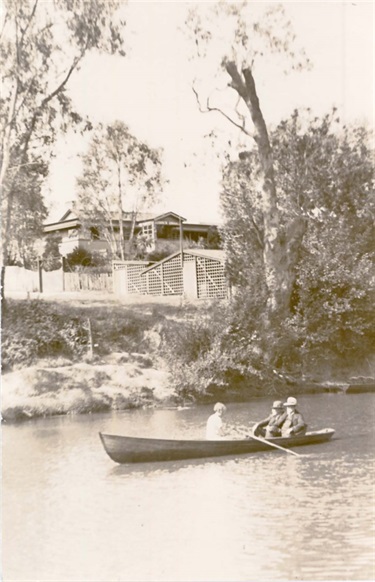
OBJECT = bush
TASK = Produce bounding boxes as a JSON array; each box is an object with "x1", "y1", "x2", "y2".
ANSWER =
[
  {"x1": 1, "y1": 298, "x2": 172, "y2": 372},
  {"x1": 88, "y1": 306, "x2": 158, "y2": 356},
  {"x1": 65, "y1": 247, "x2": 109, "y2": 270},
  {"x1": 1, "y1": 300, "x2": 89, "y2": 370}
]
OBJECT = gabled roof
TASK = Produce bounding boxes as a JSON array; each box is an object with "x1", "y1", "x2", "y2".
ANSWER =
[
  {"x1": 141, "y1": 248, "x2": 225, "y2": 274},
  {"x1": 137, "y1": 211, "x2": 186, "y2": 224},
  {"x1": 60, "y1": 209, "x2": 75, "y2": 221}
]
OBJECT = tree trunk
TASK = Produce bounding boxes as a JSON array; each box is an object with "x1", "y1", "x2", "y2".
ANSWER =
[
  {"x1": 117, "y1": 163, "x2": 125, "y2": 260},
  {"x1": 225, "y1": 61, "x2": 295, "y2": 315},
  {"x1": 1, "y1": 265, "x2": 5, "y2": 303},
  {"x1": 129, "y1": 210, "x2": 137, "y2": 245},
  {"x1": 1, "y1": 80, "x2": 19, "y2": 300}
]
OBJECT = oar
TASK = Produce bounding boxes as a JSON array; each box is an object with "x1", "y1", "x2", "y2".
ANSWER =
[{"x1": 250, "y1": 432, "x2": 301, "y2": 457}]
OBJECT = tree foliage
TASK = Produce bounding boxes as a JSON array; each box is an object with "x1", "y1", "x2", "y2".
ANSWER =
[
  {"x1": 221, "y1": 111, "x2": 375, "y2": 379},
  {"x1": 163, "y1": 113, "x2": 374, "y2": 397},
  {"x1": 0, "y1": 0, "x2": 126, "y2": 293},
  {"x1": 5, "y1": 158, "x2": 49, "y2": 267},
  {"x1": 63, "y1": 247, "x2": 108, "y2": 271},
  {"x1": 41, "y1": 232, "x2": 62, "y2": 271},
  {"x1": 75, "y1": 121, "x2": 164, "y2": 260}
]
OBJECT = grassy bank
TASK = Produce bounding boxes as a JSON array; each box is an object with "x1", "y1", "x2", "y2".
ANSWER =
[
  {"x1": 1, "y1": 297, "x2": 204, "y2": 422},
  {"x1": 2, "y1": 296, "x2": 374, "y2": 423}
]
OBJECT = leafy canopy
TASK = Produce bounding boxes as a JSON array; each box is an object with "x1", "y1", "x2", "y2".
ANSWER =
[
  {"x1": 75, "y1": 121, "x2": 164, "y2": 259},
  {"x1": 1, "y1": 0, "x2": 126, "y2": 271}
]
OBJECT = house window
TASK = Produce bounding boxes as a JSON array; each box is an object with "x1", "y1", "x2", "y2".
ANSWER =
[{"x1": 141, "y1": 222, "x2": 155, "y2": 240}]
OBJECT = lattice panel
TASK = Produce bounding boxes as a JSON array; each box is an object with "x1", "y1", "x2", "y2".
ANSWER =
[
  {"x1": 145, "y1": 267, "x2": 163, "y2": 295},
  {"x1": 162, "y1": 255, "x2": 183, "y2": 295},
  {"x1": 127, "y1": 264, "x2": 147, "y2": 294},
  {"x1": 113, "y1": 261, "x2": 128, "y2": 271},
  {"x1": 196, "y1": 257, "x2": 227, "y2": 299}
]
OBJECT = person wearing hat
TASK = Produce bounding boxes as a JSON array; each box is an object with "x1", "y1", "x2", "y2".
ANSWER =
[
  {"x1": 206, "y1": 402, "x2": 227, "y2": 440},
  {"x1": 252, "y1": 401, "x2": 287, "y2": 438},
  {"x1": 281, "y1": 397, "x2": 307, "y2": 437}
]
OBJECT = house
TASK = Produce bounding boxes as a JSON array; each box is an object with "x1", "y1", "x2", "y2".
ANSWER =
[{"x1": 43, "y1": 209, "x2": 220, "y2": 258}]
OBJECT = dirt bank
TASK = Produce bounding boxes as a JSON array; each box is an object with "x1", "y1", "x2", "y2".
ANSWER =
[
  {"x1": 3, "y1": 293, "x2": 374, "y2": 423},
  {"x1": 1, "y1": 352, "x2": 178, "y2": 423}
]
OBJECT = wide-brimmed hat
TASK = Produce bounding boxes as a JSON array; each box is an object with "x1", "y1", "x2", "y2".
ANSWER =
[
  {"x1": 272, "y1": 400, "x2": 284, "y2": 409},
  {"x1": 283, "y1": 397, "x2": 297, "y2": 407},
  {"x1": 214, "y1": 402, "x2": 227, "y2": 412}
]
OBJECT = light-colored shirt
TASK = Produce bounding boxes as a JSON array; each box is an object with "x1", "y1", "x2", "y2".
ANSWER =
[{"x1": 206, "y1": 413, "x2": 224, "y2": 440}]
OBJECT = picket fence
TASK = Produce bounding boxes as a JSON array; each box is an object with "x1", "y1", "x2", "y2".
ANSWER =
[
  {"x1": 4, "y1": 266, "x2": 113, "y2": 294},
  {"x1": 63, "y1": 272, "x2": 113, "y2": 292}
]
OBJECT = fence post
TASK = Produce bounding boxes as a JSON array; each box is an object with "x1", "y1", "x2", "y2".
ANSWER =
[
  {"x1": 37, "y1": 259, "x2": 43, "y2": 293},
  {"x1": 87, "y1": 318, "x2": 93, "y2": 360},
  {"x1": 62, "y1": 257, "x2": 65, "y2": 291}
]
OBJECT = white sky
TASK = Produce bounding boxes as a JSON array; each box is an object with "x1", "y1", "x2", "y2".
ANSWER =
[{"x1": 47, "y1": 1, "x2": 374, "y2": 224}]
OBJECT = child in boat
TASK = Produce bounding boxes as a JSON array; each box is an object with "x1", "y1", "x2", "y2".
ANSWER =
[
  {"x1": 206, "y1": 402, "x2": 227, "y2": 440},
  {"x1": 280, "y1": 397, "x2": 307, "y2": 436},
  {"x1": 252, "y1": 400, "x2": 286, "y2": 438}
]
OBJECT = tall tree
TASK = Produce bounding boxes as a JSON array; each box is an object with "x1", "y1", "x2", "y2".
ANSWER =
[
  {"x1": 0, "y1": 0, "x2": 126, "y2": 296},
  {"x1": 186, "y1": 2, "x2": 310, "y2": 317},
  {"x1": 75, "y1": 121, "x2": 164, "y2": 260},
  {"x1": 222, "y1": 111, "x2": 375, "y2": 377}
]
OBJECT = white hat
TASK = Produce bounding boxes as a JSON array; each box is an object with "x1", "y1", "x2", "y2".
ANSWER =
[{"x1": 284, "y1": 397, "x2": 297, "y2": 407}]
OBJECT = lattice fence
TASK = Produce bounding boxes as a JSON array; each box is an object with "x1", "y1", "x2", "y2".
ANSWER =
[
  {"x1": 113, "y1": 261, "x2": 148, "y2": 294},
  {"x1": 145, "y1": 267, "x2": 163, "y2": 295},
  {"x1": 161, "y1": 255, "x2": 183, "y2": 295},
  {"x1": 127, "y1": 264, "x2": 147, "y2": 294},
  {"x1": 196, "y1": 256, "x2": 227, "y2": 299},
  {"x1": 142, "y1": 254, "x2": 183, "y2": 295}
]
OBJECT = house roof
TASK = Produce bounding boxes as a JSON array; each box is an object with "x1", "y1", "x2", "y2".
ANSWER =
[
  {"x1": 43, "y1": 208, "x2": 218, "y2": 234},
  {"x1": 136, "y1": 211, "x2": 186, "y2": 224},
  {"x1": 141, "y1": 248, "x2": 225, "y2": 274}
]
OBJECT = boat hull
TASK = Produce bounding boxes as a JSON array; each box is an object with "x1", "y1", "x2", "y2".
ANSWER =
[{"x1": 99, "y1": 429, "x2": 335, "y2": 464}]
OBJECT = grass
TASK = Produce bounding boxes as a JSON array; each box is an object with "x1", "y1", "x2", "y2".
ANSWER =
[{"x1": 1, "y1": 296, "x2": 202, "y2": 421}]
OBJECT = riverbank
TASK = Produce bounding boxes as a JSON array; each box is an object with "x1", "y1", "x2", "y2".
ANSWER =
[
  {"x1": 3, "y1": 353, "x2": 374, "y2": 423},
  {"x1": 2, "y1": 293, "x2": 374, "y2": 422},
  {"x1": 1, "y1": 352, "x2": 177, "y2": 423}
]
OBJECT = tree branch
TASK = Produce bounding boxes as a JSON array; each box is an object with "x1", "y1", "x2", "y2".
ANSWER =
[
  {"x1": 20, "y1": 45, "x2": 88, "y2": 166},
  {"x1": 0, "y1": 10, "x2": 9, "y2": 41},
  {"x1": 192, "y1": 83, "x2": 253, "y2": 138},
  {"x1": 19, "y1": 0, "x2": 39, "y2": 47},
  {"x1": 224, "y1": 60, "x2": 248, "y2": 100},
  {"x1": 249, "y1": 215, "x2": 264, "y2": 249},
  {"x1": 12, "y1": 72, "x2": 40, "y2": 122}
]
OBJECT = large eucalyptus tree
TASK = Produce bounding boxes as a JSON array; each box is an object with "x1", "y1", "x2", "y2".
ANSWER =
[{"x1": 186, "y1": 2, "x2": 310, "y2": 318}]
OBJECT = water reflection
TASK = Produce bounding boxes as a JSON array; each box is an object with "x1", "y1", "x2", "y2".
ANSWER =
[{"x1": 3, "y1": 393, "x2": 375, "y2": 581}]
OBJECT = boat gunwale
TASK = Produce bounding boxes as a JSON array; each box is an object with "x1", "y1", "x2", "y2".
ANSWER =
[{"x1": 99, "y1": 428, "x2": 335, "y2": 447}]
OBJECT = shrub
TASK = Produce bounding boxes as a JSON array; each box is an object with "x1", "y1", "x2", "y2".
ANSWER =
[{"x1": 1, "y1": 300, "x2": 89, "y2": 370}]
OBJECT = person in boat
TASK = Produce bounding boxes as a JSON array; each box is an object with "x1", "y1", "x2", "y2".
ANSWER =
[
  {"x1": 252, "y1": 400, "x2": 286, "y2": 438},
  {"x1": 206, "y1": 402, "x2": 227, "y2": 440},
  {"x1": 280, "y1": 396, "x2": 307, "y2": 437}
]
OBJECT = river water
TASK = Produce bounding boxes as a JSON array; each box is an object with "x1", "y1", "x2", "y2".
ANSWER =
[{"x1": 2, "y1": 393, "x2": 374, "y2": 581}]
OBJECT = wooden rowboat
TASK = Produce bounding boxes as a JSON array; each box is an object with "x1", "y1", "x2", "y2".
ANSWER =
[{"x1": 99, "y1": 428, "x2": 335, "y2": 464}]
